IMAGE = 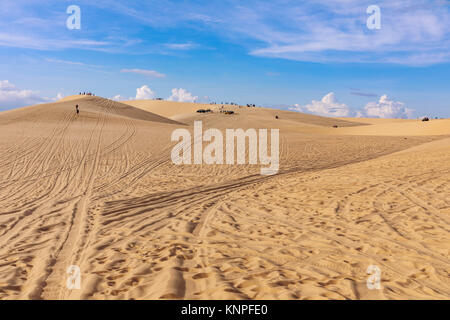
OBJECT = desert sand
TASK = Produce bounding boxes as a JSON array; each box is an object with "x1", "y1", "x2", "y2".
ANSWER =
[
  {"x1": 0, "y1": 96, "x2": 448, "y2": 300},
  {"x1": 124, "y1": 99, "x2": 216, "y2": 119}
]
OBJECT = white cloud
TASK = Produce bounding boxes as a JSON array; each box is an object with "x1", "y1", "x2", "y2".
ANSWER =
[
  {"x1": 0, "y1": 80, "x2": 15, "y2": 90},
  {"x1": 364, "y1": 95, "x2": 414, "y2": 119},
  {"x1": 0, "y1": 32, "x2": 112, "y2": 51},
  {"x1": 121, "y1": 69, "x2": 166, "y2": 78},
  {"x1": 135, "y1": 85, "x2": 156, "y2": 100},
  {"x1": 0, "y1": 80, "x2": 52, "y2": 109},
  {"x1": 115, "y1": 87, "x2": 201, "y2": 103},
  {"x1": 167, "y1": 88, "x2": 198, "y2": 103},
  {"x1": 165, "y1": 43, "x2": 196, "y2": 50},
  {"x1": 45, "y1": 58, "x2": 105, "y2": 69},
  {"x1": 111, "y1": 94, "x2": 128, "y2": 101},
  {"x1": 291, "y1": 92, "x2": 350, "y2": 117},
  {"x1": 112, "y1": 85, "x2": 158, "y2": 101},
  {"x1": 46, "y1": 58, "x2": 84, "y2": 66},
  {"x1": 1, "y1": 2, "x2": 449, "y2": 65},
  {"x1": 242, "y1": 1, "x2": 450, "y2": 65}
]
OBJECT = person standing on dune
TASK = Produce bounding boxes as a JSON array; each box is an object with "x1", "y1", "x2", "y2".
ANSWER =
[{"x1": 76, "y1": 104, "x2": 79, "y2": 115}]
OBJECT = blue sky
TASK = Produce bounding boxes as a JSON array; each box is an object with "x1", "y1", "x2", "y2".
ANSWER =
[{"x1": 0, "y1": 0, "x2": 449, "y2": 118}]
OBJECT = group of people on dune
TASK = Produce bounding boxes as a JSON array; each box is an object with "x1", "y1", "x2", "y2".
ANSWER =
[{"x1": 74, "y1": 92, "x2": 91, "y2": 115}]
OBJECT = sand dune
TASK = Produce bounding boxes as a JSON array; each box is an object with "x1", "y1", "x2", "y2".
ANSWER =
[
  {"x1": 123, "y1": 99, "x2": 215, "y2": 119},
  {"x1": 330, "y1": 119, "x2": 450, "y2": 136},
  {"x1": 0, "y1": 97, "x2": 448, "y2": 300},
  {"x1": 336, "y1": 117, "x2": 417, "y2": 125},
  {"x1": 122, "y1": 99, "x2": 368, "y2": 128},
  {"x1": 1, "y1": 96, "x2": 180, "y2": 125}
]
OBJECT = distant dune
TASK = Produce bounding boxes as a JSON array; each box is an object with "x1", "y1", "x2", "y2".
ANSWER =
[
  {"x1": 0, "y1": 95, "x2": 448, "y2": 300},
  {"x1": 331, "y1": 119, "x2": 450, "y2": 136},
  {"x1": 123, "y1": 99, "x2": 215, "y2": 119},
  {"x1": 122, "y1": 99, "x2": 368, "y2": 127},
  {"x1": 336, "y1": 117, "x2": 417, "y2": 125}
]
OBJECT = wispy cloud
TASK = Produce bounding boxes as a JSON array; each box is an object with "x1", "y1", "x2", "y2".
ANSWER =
[
  {"x1": 0, "y1": 32, "x2": 111, "y2": 51},
  {"x1": 350, "y1": 89, "x2": 378, "y2": 97},
  {"x1": 244, "y1": 0, "x2": 450, "y2": 65},
  {"x1": 45, "y1": 58, "x2": 106, "y2": 70},
  {"x1": 165, "y1": 43, "x2": 196, "y2": 50},
  {"x1": 0, "y1": 1, "x2": 448, "y2": 65},
  {"x1": 45, "y1": 58, "x2": 85, "y2": 66},
  {"x1": 121, "y1": 69, "x2": 166, "y2": 78}
]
